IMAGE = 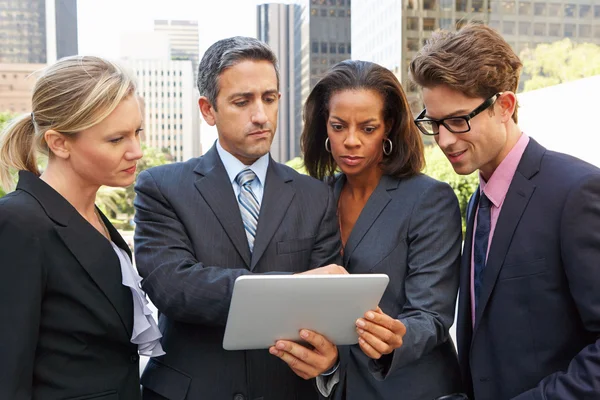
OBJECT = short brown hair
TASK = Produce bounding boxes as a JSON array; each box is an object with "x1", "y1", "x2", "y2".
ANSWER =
[
  {"x1": 410, "y1": 23, "x2": 523, "y2": 122},
  {"x1": 301, "y1": 60, "x2": 424, "y2": 181}
]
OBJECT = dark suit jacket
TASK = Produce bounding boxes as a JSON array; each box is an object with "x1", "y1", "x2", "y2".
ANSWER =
[
  {"x1": 0, "y1": 171, "x2": 140, "y2": 400},
  {"x1": 457, "y1": 138, "x2": 600, "y2": 400},
  {"x1": 134, "y1": 145, "x2": 342, "y2": 400},
  {"x1": 330, "y1": 174, "x2": 463, "y2": 400}
]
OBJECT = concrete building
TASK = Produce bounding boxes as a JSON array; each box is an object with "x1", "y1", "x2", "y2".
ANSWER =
[
  {"x1": 120, "y1": 32, "x2": 201, "y2": 162},
  {"x1": 0, "y1": 0, "x2": 78, "y2": 64},
  {"x1": 351, "y1": 0, "x2": 600, "y2": 113},
  {"x1": 154, "y1": 20, "x2": 200, "y2": 79},
  {"x1": 127, "y1": 59, "x2": 201, "y2": 162},
  {"x1": 0, "y1": 63, "x2": 44, "y2": 113},
  {"x1": 257, "y1": 3, "x2": 303, "y2": 163}
]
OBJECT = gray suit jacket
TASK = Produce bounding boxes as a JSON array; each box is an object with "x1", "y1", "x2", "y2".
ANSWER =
[
  {"x1": 134, "y1": 145, "x2": 342, "y2": 400},
  {"x1": 332, "y1": 174, "x2": 463, "y2": 400}
]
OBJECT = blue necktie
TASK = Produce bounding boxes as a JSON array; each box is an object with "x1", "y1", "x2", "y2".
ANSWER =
[
  {"x1": 235, "y1": 168, "x2": 260, "y2": 252},
  {"x1": 473, "y1": 193, "x2": 491, "y2": 313}
]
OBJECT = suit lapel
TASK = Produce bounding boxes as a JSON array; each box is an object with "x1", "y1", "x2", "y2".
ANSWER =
[
  {"x1": 193, "y1": 147, "x2": 252, "y2": 267},
  {"x1": 250, "y1": 160, "x2": 295, "y2": 270},
  {"x1": 341, "y1": 175, "x2": 396, "y2": 267},
  {"x1": 55, "y1": 219, "x2": 134, "y2": 339},
  {"x1": 472, "y1": 139, "x2": 544, "y2": 335},
  {"x1": 16, "y1": 171, "x2": 134, "y2": 339}
]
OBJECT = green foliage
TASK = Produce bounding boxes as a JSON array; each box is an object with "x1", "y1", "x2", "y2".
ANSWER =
[
  {"x1": 521, "y1": 39, "x2": 600, "y2": 92},
  {"x1": 423, "y1": 145, "x2": 478, "y2": 235},
  {"x1": 285, "y1": 156, "x2": 308, "y2": 175},
  {"x1": 0, "y1": 112, "x2": 18, "y2": 198}
]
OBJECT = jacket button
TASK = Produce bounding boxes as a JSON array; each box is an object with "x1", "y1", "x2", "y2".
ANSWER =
[
  {"x1": 130, "y1": 354, "x2": 139, "y2": 363},
  {"x1": 233, "y1": 394, "x2": 245, "y2": 400}
]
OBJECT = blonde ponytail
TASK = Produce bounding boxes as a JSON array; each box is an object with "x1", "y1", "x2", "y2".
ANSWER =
[{"x1": 0, "y1": 113, "x2": 40, "y2": 191}]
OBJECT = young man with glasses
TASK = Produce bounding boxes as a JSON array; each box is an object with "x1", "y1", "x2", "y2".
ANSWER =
[{"x1": 411, "y1": 23, "x2": 600, "y2": 400}]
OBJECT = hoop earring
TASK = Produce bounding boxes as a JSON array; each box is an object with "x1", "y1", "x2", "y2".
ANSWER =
[
  {"x1": 325, "y1": 137, "x2": 331, "y2": 153},
  {"x1": 383, "y1": 138, "x2": 393, "y2": 156}
]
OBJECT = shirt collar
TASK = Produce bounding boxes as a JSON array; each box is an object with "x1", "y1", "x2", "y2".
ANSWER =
[
  {"x1": 216, "y1": 139, "x2": 269, "y2": 186},
  {"x1": 479, "y1": 133, "x2": 530, "y2": 208}
]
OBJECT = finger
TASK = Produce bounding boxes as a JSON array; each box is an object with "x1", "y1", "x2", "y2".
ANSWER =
[
  {"x1": 357, "y1": 335, "x2": 383, "y2": 359},
  {"x1": 356, "y1": 318, "x2": 401, "y2": 348},
  {"x1": 269, "y1": 344, "x2": 320, "y2": 378},
  {"x1": 272, "y1": 340, "x2": 325, "y2": 372},
  {"x1": 357, "y1": 329, "x2": 393, "y2": 355},
  {"x1": 363, "y1": 310, "x2": 406, "y2": 335},
  {"x1": 299, "y1": 329, "x2": 335, "y2": 356}
]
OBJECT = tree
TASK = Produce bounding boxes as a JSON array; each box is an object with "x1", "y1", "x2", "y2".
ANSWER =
[
  {"x1": 520, "y1": 39, "x2": 600, "y2": 92},
  {"x1": 285, "y1": 157, "x2": 308, "y2": 175},
  {"x1": 423, "y1": 145, "x2": 478, "y2": 235}
]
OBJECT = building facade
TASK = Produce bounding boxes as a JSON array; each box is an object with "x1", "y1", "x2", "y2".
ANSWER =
[
  {"x1": 0, "y1": 0, "x2": 78, "y2": 64},
  {"x1": 127, "y1": 59, "x2": 201, "y2": 162},
  {"x1": 154, "y1": 20, "x2": 200, "y2": 80},
  {"x1": 257, "y1": 3, "x2": 303, "y2": 163},
  {"x1": 0, "y1": 63, "x2": 44, "y2": 113}
]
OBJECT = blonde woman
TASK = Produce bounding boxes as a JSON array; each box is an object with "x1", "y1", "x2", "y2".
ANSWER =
[{"x1": 0, "y1": 56, "x2": 163, "y2": 400}]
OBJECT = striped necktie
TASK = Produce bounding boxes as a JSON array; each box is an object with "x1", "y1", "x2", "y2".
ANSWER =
[{"x1": 235, "y1": 168, "x2": 260, "y2": 252}]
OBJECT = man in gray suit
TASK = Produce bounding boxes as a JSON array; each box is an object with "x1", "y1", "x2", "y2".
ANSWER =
[{"x1": 134, "y1": 37, "x2": 343, "y2": 400}]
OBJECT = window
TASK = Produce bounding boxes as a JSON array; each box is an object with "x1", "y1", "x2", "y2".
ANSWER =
[
  {"x1": 503, "y1": 21, "x2": 515, "y2": 35},
  {"x1": 456, "y1": 0, "x2": 467, "y2": 12},
  {"x1": 423, "y1": 18, "x2": 436, "y2": 31},
  {"x1": 311, "y1": 8, "x2": 317, "y2": 16},
  {"x1": 348, "y1": 43, "x2": 351, "y2": 54},
  {"x1": 564, "y1": 23, "x2": 575, "y2": 37},
  {"x1": 519, "y1": 2, "x2": 531, "y2": 15},
  {"x1": 320, "y1": 9, "x2": 327, "y2": 17},
  {"x1": 548, "y1": 3, "x2": 561, "y2": 17},
  {"x1": 519, "y1": 22, "x2": 531, "y2": 35},
  {"x1": 548, "y1": 23, "x2": 560, "y2": 36},
  {"x1": 502, "y1": 1, "x2": 515, "y2": 14},
  {"x1": 338, "y1": 10, "x2": 345, "y2": 17},
  {"x1": 338, "y1": 43, "x2": 346, "y2": 54},
  {"x1": 472, "y1": 0, "x2": 484, "y2": 12},
  {"x1": 595, "y1": 25, "x2": 600, "y2": 38},
  {"x1": 407, "y1": 0, "x2": 416, "y2": 9},
  {"x1": 330, "y1": 43, "x2": 337, "y2": 53},
  {"x1": 407, "y1": 17, "x2": 419, "y2": 30},
  {"x1": 440, "y1": 0, "x2": 452, "y2": 11},
  {"x1": 329, "y1": 9, "x2": 336, "y2": 16},
  {"x1": 407, "y1": 38, "x2": 420, "y2": 51},
  {"x1": 579, "y1": 5, "x2": 591, "y2": 18},
  {"x1": 321, "y1": 42, "x2": 328, "y2": 53},
  {"x1": 312, "y1": 41, "x2": 319, "y2": 53},
  {"x1": 440, "y1": 18, "x2": 453, "y2": 29},
  {"x1": 533, "y1": 22, "x2": 546, "y2": 35},
  {"x1": 564, "y1": 4, "x2": 575, "y2": 17},
  {"x1": 534, "y1": 2, "x2": 545, "y2": 15},
  {"x1": 579, "y1": 24, "x2": 591, "y2": 38},
  {"x1": 489, "y1": 19, "x2": 500, "y2": 30},
  {"x1": 595, "y1": 5, "x2": 600, "y2": 18},
  {"x1": 424, "y1": 0, "x2": 437, "y2": 11}
]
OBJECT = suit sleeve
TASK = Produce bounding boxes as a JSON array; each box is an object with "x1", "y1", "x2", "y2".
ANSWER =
[
  {"x1": 369, "y1": 181, "x2": 462, "y2": 379},
  {"x1": 309, "y1": 185, "x2": 343, "y2": 269},
  {"x1": 0, "y1": 217, "x2": 44, "y2": 400},
  {"x1": 513, "y1": 174, "x2": 600, "y2": 400}
]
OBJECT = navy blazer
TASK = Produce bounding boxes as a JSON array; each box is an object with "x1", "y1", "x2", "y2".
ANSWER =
[
  {"x1": 134, "y1": 145, "x2": 342, "y2": 400},
  {"x1": 330, "y1": 173, "x2": 463, "y2": 400},
  {"x1": 457, "y1": 138, "x2": 600, "y2": 399},
  {"x1": 0, "y1": 171, "x2": 140, "y2": 400}
]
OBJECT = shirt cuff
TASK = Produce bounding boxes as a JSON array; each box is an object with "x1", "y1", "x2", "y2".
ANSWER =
[{"x1": 316, "y1": 368, "x2": 340, "y2": 397}]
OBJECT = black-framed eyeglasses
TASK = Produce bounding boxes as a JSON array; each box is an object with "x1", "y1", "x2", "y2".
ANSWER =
[{"x1": 414, "y1": 93, "x2": 501, "y2": 136}]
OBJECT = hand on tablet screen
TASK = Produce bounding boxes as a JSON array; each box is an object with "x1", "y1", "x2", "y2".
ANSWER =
[
  {"x1": 355, "y1": 307, "x2": 406, "y2": 359},
  {"x1": 269, "y1": 329, "x2": 338, "y2": 379},
  {"x1": 297, "y1": 264, "x2": 348, "y2": 275}
]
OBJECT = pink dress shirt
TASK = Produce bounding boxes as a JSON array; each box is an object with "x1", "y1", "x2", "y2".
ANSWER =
[{"x1": 470, "y1": 133, "x2": 530, "y2": 325}]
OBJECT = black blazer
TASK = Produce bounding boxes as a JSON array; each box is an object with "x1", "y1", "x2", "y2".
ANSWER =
[
  {"x1": 457, "y1": 138, "x2": 600, "y2": 399},
  {"x1": 134, "y1": 145, "x2": 342, "y2": 400},
  {"x1": 330, "y1": 174, "x2": 463, "y2": 400},
  {"x1": 0, "y1": 171, "x2": 140, "y2": 400}
]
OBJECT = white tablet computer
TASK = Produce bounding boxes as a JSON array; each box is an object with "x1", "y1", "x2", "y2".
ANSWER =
[{"x1": 223, "y1": 274, "x2": 389, "y2": 351}]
